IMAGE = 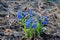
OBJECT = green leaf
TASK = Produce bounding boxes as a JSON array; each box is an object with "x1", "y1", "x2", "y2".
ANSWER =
[{"x1": 36, "y1": 20, "x2": 43, "y2": 36}]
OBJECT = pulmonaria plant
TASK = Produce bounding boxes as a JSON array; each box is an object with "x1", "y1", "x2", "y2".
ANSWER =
[{"x1": 16, "y1": 9, "x2": 48, "y2": 38}]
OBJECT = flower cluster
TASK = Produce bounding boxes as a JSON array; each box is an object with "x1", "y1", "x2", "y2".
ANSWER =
[{"x1": 16, "y1": 9, "x2": 48, "y2": 38}]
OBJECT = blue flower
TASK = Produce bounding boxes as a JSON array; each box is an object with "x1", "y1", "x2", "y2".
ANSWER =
[
  {"x1": 31, "y1": 19, "x2": 37, "y2": 28},
  {"x1": 16, "y1": 11, "x2": 23, "y2": 19},
  {"x1": 42, "y1": 16, "x2": 48, "y2": 21},
  {"x1": 42, "y1": 20, "x2": 48, "y2": 25},
  {"x1": 23, "y1": 12, "x2": 26, "y2": 17},
  {"x1": 28, "y1": 9, "x2": 32, "y2": 14},
  {"x1": 31, "y1": 23, "x2": 37, "y2": 28},
  {"x1": 30, "y1": 15, "x2": 32, "y2": 18},
  {"x1": 25, "y1": 19, "x2": 32, "y2": 28},
  {"x1": 41, "y1": 16, "x2": 48, "y2": 25}
]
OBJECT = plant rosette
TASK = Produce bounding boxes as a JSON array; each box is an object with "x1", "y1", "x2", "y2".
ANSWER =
[{"x1": 16, "y1": 10, "x2": 48, "y2": 38}]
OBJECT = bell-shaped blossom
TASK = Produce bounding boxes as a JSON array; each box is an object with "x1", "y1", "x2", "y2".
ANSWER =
[
  {"x1": 42, "y1": 20, "x2": 47, "y2": 25},
  {"x1": 23, "y1": 12, "x2": 26, "y2": 17},
  {"x1": 16, "y1": 11, "x2": 23, "y2": 19},
  {"x1": 31, "y1": 23, "x2": 37, "y2": 28},
  {"x1": 42, "y1": 16, "x2": 48, "y2": 21},
  {"x1": 25, "y1": 19, "x2": 32, "y2": 28}
]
